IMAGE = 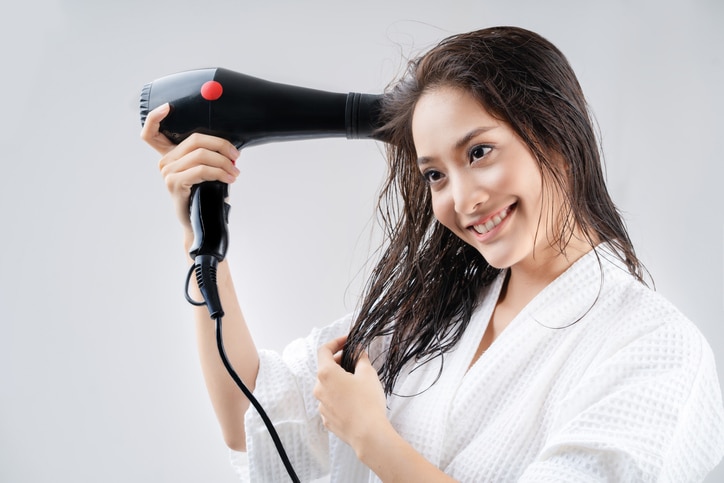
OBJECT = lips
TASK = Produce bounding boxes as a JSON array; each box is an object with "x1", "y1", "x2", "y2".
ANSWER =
[{"x1": 470, "y1": 205, "x2": 513, "y2": 235}]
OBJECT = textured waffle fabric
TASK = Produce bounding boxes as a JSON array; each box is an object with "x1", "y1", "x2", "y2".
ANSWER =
[{"x1": 232, "y1": 247, "x2": 724, "y2": 482}]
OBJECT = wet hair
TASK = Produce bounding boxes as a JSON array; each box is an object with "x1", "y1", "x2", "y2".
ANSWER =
[{"x1": 341, "y1": 26, "x2": 645, "y2": 395}]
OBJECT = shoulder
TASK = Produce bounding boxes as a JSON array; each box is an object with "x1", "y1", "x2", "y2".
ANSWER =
[
  {"x1": 552, "y1": 249, "x2": 721, "y2": 393},
  {"x1": 605, "y1": 273, "x2": 702, "y2": 350},
  {"x1": 593, "y1": 270, "x2": 707, "y2": 367},
  {"x1": 577, "y1": 269, "x2": 723, "y2": 425}
]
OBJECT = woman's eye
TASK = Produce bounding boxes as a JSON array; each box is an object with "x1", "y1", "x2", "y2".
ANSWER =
[
  {"x1": 422, "y1": 170, "x2": 443, "y2": 184},
  {"x1": 470, "y1": 145, "x2": 492, "y2": 163}
]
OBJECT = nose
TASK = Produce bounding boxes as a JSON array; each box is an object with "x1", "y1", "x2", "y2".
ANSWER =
[{"x1": 450, "y1": 172, "x2": 488, "y2": 215}]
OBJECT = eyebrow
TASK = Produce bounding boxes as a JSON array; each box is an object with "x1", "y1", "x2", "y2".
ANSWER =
[{"x1": 416, "y1": 126, "x2": 497, "y2": 166}]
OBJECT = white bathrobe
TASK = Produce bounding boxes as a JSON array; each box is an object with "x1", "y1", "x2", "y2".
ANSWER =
[{"x1": 232, "y1": 247, "x2": 724, "y2": 482}]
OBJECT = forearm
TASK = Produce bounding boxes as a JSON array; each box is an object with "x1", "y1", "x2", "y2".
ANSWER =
[
  {"x1": 185, "y1": 236, "x2": 259, "y2": 451},
  {"x1": 357, "y1": 422, "x2": 457, "y2": 483}
]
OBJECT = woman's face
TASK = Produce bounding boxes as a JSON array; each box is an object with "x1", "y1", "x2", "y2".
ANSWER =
[{"x1": 412, "y1": 86, "x2": 562, "y2": 272}]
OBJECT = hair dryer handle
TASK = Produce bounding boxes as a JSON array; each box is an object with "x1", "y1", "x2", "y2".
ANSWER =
[{"x1": 189, "y1": 181, "x2": 230, "y2": 261}]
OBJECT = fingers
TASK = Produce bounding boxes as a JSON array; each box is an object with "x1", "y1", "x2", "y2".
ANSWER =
[
  {"x1": 316, "y1": 336, "x2": 348, "y2": 400},
  {"x1": 140, "y1": 103, "x2": 241, "y2": 181},
  {"x1": 160, "y1": 132, "x2": 240, "y2": 168},
  {"x1": 320, "y1": 335, "x2": 348, "y2": 355},
  {"x1": 141, "y1": 101, "x2": 240, "y2": 178},
  {"x1": 161, "y1": 146, "x2": 238, "y2": 193},
  {"x1": 356, "y1": 350, "x2": 371, "y2": 366},
  {"x1": 157, "y1": 132, "x2": 240, "y2": 201},
  {"x1": 140, "y1": 103, "x2": 175, "y2": 155},
  {"x1": 318, "y1": 335, "x2": 347, "y2": 366}
]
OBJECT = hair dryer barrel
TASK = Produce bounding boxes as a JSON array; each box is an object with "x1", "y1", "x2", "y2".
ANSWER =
[{"x1": 139, "y1": 67, "x2": 385, "y2": 148}]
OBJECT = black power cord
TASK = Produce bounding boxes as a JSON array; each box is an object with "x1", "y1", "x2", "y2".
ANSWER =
[{"x1": 185, "y1": 263, "x2": 301, "y2": 483}]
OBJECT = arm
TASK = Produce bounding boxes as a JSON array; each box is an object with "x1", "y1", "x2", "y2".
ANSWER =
[
  {"x1": 314, "y1": 337, "x2": 457, "y2": 483},
  {"x1": 141, "y1": 104, "x2": 256, "y2": 451},
  {"x1": 191, "y1": 256, "x2": 258, "y2": 451}
]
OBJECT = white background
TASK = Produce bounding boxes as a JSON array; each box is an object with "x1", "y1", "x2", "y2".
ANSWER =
[{"x1": 1, "y1": 0, "x2": 722, "y2": 481}]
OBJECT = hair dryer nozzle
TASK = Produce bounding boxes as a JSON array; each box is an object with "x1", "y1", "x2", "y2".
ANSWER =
[{"x1": 346, "y1": 92, "x2": 383, "y2": 140}]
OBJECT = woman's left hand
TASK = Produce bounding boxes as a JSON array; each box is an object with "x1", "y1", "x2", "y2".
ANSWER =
[{"x1": 313, "y1": 336, "x2": 389, "y2": 456}]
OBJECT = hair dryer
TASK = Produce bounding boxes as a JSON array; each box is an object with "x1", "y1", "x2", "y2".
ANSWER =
[{"x1": 139, "y1": 67, "x2": 384, "y2": 317}]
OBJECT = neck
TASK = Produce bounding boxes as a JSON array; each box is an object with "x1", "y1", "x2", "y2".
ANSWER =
[{"x1": 503, "y1": 238, "x2": 594, "y2": 310}]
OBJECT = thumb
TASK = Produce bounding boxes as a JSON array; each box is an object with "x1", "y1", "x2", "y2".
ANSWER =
[{"x1": 354, "y1": 350, "x2": 375, "y2": 374}]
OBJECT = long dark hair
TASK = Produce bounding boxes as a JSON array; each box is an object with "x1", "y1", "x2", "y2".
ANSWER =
[{"x1": 341, "y1": 26, "x2": 645, "y2": 395}]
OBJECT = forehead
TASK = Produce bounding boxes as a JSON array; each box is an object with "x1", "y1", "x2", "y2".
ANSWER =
[{"x1": 411, "y1": 86, "x2": 502, "y2": 153}]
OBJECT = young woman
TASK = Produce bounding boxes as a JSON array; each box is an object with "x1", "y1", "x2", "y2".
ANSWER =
[{"x1": 142, "y1": 26, "x2": 724, "y2": 482}]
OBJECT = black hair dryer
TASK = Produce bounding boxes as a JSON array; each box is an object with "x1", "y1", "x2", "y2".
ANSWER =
[{"x1": 139, "y1": 67, "x2": 384, "y2": 317}]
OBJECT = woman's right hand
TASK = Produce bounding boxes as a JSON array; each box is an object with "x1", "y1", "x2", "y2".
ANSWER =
[{"x1": 140, "y1": 103, "x2": 241, "y2": 237}]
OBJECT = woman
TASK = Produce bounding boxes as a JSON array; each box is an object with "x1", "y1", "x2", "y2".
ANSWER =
[{"x1": 142, "y1": 26, "x2": 724, "y2": 482}]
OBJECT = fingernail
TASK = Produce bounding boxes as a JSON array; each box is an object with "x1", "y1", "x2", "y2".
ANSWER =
[{"x1": 229, "y1": 146, "x2": 240, "y2": 160}]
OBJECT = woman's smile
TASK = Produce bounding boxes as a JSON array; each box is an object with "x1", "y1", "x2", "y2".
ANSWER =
[{"x1": 468, "y1": 203, "x2": 515, "y2": 238}]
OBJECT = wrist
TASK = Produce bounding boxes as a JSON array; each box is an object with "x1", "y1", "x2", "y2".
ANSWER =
[
  {"x1": 183, "y1": 231, "x2": 195, "y2": 261},
  {"x1": 354, "y1": 418, "x2": 399, "y2": 470},
  {"x1": 355, "y1": 420, "x2": 456, "y2": 482}
]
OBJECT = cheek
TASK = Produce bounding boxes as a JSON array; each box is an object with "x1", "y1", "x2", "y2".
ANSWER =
[
  {"x1": 430, "y1": 192, "x2": 471, "y2": 242},
  {"x1": 430, "y1": 192, "x2": 456, "y2": 229},
  {"x1": 511, "y1": 164, "x2": 544, "y2": 210},
  {"x1": 522, "y1": 181, "x2": 544, "y2": 211}
]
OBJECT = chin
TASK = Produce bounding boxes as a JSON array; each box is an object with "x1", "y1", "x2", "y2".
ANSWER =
[
  {"x1": 476, "y1": 249, "x2": 513, "y2": 270},
  {"x1": 475, "y1": 241, "x2": 529, "y2": 271},
  {"x1": 483, "y1": 259, "x2": 512, "y2": 271}
]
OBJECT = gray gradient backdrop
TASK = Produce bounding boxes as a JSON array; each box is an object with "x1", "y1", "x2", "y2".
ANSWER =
[{"x1": 1, "y1": 0, "x2": 722, "y2": 481}]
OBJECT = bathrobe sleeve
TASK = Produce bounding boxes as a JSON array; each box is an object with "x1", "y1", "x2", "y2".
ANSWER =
[{"x1": 229, "y1": 315, "x2": 353, "y2": 483}]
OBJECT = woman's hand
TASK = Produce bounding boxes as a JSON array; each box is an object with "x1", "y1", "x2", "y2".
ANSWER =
[
  {"x1": 140, "y1": 103, "x2": 241, "y2": 237},
  {"x1": 314, "y1": 337, "x2": 458, "y2": 482},
  {"x1": 314, "y1": 336, "x2": 389, "y2": 456}
]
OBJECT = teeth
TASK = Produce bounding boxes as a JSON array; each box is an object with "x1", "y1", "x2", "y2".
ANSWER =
[{"x1": 473, "y1": 207, "x2": 510, "y2": 235}]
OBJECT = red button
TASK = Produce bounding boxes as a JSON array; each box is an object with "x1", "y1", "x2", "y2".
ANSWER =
[{"x1": 201, "y1": 80, "x2": 223, "y2": 101}]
